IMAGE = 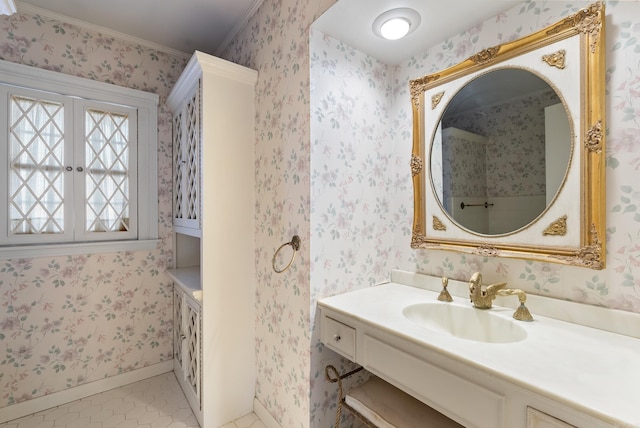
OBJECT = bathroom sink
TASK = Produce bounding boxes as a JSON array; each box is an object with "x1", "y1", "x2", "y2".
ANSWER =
[{"x1": 402, "y1": 302, "x2": 527, "y2": 343}]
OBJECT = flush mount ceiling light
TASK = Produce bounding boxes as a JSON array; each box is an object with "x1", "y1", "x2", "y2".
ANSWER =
[
  {"x1": 372, "y1": 8, "x2": 421, "y2": 41},
  {"x1": 0, "y1": 0, "x2": 16, "y2": 15}
]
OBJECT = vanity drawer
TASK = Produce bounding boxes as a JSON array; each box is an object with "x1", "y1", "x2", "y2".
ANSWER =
[
  {"x1": 362, "y1": 334, "x2": 505, "y2": 428},
  {"x1": 321, "y1": 315, "x2": 356, "y2": 360},
  {"x1": 527, "y1": 408, "x2": 576, "y2": 427}
]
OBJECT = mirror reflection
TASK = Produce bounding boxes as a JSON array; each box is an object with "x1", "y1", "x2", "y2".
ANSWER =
[{"x1": 430, "y1": 68, "x2": 572, "y2": 235}]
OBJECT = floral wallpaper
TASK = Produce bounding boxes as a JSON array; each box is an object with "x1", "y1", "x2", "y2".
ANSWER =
[
  {"x1": 222, "y1": 1, "x2": 336, "y2": 426},
  {"x1": 308, "y1": 29, "x2": 398, "y2": 427},
  {"x1": 228, "y1": 1, "x2": 640, "y2": 427},
  {"x1": 442, "y1": 128, "x2": 488, "y2": 201},
  {"x1": 0, "y1": 11, "x2": 187, "y2": 412},
  {"x1": 2, "y1": 1, "x2": 640, "y2": 428}
]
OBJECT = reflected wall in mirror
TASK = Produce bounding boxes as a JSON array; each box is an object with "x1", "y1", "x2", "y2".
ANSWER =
[
  {"x1": 432, "y1": 68, "x2": 572, "y2": 235},
  {"x1": 410, "y1": 2, "x2": 606, "y2": 269}
]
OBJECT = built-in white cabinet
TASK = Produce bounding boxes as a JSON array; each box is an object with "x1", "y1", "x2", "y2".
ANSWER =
[
  {"x1": 173, "y1": 284, "x2": 202, "y2": 424},
  {"x1": 172, "y1": 80, "x2": 201, "y2": 235},
  {"x1": 167, "y1": 51, "x2": 257, "y2": 428}
]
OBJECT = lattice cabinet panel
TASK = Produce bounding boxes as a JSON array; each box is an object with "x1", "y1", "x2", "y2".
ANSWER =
[
  {"x1": 173, "y1": 284, "x2": 202, "y2": 418},
  {"x1": 172, "y1": 81, "x2": 201, "y2": 235},
  {"x1": 184, "y1": 91, "x2": 199, "y2": 222},
  {"x1": 173, "y1": 111, "x2": 184, "y2": 221},
  {"x1": 183, "y1": 299, "x2": 201, "y2": 406},
  {"x1": 173, "y1": 290, "x2": 184, "y2": 365}
]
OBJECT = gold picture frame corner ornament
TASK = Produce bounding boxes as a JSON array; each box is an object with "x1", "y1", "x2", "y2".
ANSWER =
[
  {"x1": 542, "y1": 49, "x2": 566, "y2": 69},
  {"x1": 543, "y1": 215, "x2": 568, "y2": 236},
  {"x1": 432, "y1": 216, "x2": 446, "y2": 231}
]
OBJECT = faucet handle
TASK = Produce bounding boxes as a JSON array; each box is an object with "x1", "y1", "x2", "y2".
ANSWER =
[
  {"x1": 438, "y1": 277, "x2": 453, "y2": 302},
  {"x1": 486, "y1": 282, "x2": 507, "y2": 293},
  {"x1": 496, "y1": 287, "x2": 525, "y2": 302},
  {"x1": 496, "y1": 288, "x2": 534, "y2": 321}
]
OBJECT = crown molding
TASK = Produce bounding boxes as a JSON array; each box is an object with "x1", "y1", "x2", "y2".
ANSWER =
[
  {"x1": 16, "y1": 1, "x2": 191, "y2": 61},
  {"x1": 215, "y1": 0, "x2": 264, "y2": 57}
]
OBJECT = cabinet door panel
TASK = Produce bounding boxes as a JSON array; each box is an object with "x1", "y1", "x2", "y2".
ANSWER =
[
  {"x1": 184, "y1": 297, "x2": 201, "y2": 408},
  {"x1": 173, "y1": 81, "x2": 200, "y2": 233},
  {"x1": 173, "y1": 290, "x2": 184, "y2": 365}
]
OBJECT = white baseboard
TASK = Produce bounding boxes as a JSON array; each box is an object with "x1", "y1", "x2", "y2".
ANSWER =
[
  {"x1": 0, "y1": 360, "x2": 173, "y2": 423},
  {"x1": 253, "y1": 397, "x2": 282, "y2": 428}
]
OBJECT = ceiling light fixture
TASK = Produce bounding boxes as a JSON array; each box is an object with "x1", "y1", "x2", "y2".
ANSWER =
[
  {"x1": 373, "y1": 8, "x2": 421, "y2": 41},
  {"x1": 0, "y1": 0, "x2": 16, "y2": 15}
]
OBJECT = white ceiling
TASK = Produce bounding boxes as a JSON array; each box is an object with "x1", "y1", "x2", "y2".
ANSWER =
[
  {"x1": 313, "y1": 0, "x2": 522, "y2": 64},
  {"x1": 17, "y1": 0, "x2": 264, "y2": 56},
  {"x1": 17, "y1": 0, "x2": 522, "y2": 60}
]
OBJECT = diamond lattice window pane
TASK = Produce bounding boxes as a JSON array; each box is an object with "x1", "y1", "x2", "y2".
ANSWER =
[
  {"x1": 9, "y1": 95, "x2": 65, "y2": 235},
  {"x1": 85, "y1": 109, "x2": 130, "y2": 233}
]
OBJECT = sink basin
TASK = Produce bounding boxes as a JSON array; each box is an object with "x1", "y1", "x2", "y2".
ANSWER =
[{"x1": 403, "y1": 302, "x2": 527, "y2": 343}]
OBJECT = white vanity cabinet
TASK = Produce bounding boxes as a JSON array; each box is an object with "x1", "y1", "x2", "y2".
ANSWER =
[
  {"x1": 318, "y1": 272, "x2": 640, "y2": 428},
  {"x1": 168, "y1": 51, "x2": 258, "y2": 428},
  {"x1": 320, "y1": 307, "x2": 617, "y2": 428},
  {"x1": 321, "y1": 308, "x2": 510, "y2": 428}
]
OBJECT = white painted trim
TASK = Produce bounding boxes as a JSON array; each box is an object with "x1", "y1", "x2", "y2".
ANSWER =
[
  {"x1": 253, "y1": 398, "x2": 282, "y2": 428},
  {"x1": 167, "y1": 52, "x2": 257, "y2": 111},
  {"x1": 197, "y1": 51, "x2": 258, "y2": 85},
  {"x1": 0, "y1": 360, "x2": 173, "y2": 424},
  {"x1": 0, "y1": 59, "x2": 159, "y2": 252},
  {"x1": 15, "y1": 1, "x2": 191, "y2": 61},
  {"x1": 215, "y1": 0, "x2": 265, "y2": 57},
  {"x1": 0, "y1": 59, "x2": 159, "y2": 105},
  {"x1": 0, "y1": 239, "x2": 160, "y2": 259}
]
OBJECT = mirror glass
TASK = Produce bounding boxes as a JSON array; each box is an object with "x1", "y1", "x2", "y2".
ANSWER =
[{"x1": 431, "y1": 68, "x2": 572, "y2": 235}]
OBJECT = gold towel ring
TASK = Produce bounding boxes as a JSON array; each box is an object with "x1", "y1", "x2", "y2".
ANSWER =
[{"x1": 272, "y1": 235, "x2": 301, "y2": 273}]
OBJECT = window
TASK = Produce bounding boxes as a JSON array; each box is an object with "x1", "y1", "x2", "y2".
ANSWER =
[{"x1": 0, "y1": 60, "x2": 158, "y2": 258}]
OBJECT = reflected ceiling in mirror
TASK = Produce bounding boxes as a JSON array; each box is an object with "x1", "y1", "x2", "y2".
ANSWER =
[{"x1": 410, "y1": 2, "x2": 606, "y2": 269}]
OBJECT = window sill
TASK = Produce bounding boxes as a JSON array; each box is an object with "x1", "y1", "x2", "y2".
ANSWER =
[{"x1": 0, "y1": 239, "x2": 160, "y2": 260}]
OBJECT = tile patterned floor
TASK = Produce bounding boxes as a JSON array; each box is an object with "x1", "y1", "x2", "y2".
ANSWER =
[
  {"x1": 0, "y1": 372, "x2": 265, "y2": 428},
  {"x1": 217, "y1": 413, "x2": 264, "y2": 428}
]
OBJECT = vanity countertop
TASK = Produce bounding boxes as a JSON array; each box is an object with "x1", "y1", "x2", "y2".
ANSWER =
[{"x1": 318, "y1": 275, "x2": 640, "y2": 427}]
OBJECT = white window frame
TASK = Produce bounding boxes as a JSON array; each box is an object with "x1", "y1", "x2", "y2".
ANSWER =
[{"x1": 0, "y1": 60, "x2": 159, "y2": 259}]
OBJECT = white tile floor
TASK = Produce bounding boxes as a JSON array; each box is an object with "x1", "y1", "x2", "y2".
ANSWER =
[{"x1": 0, "y1": 372, "x2": 265, "y2": 428}]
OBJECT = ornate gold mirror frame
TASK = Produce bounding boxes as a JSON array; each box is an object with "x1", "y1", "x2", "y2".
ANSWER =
[{"x1": 410, "y1": 2, "x2": 605, "y2": 269}]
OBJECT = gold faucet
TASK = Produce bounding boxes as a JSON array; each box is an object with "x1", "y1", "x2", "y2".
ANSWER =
[
  {"x1": 468, "y1": 272, "x2": 506, "y2": 309},
  {"x1": 468, "y1": 272, "x2": 534, "y2": 321}
]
